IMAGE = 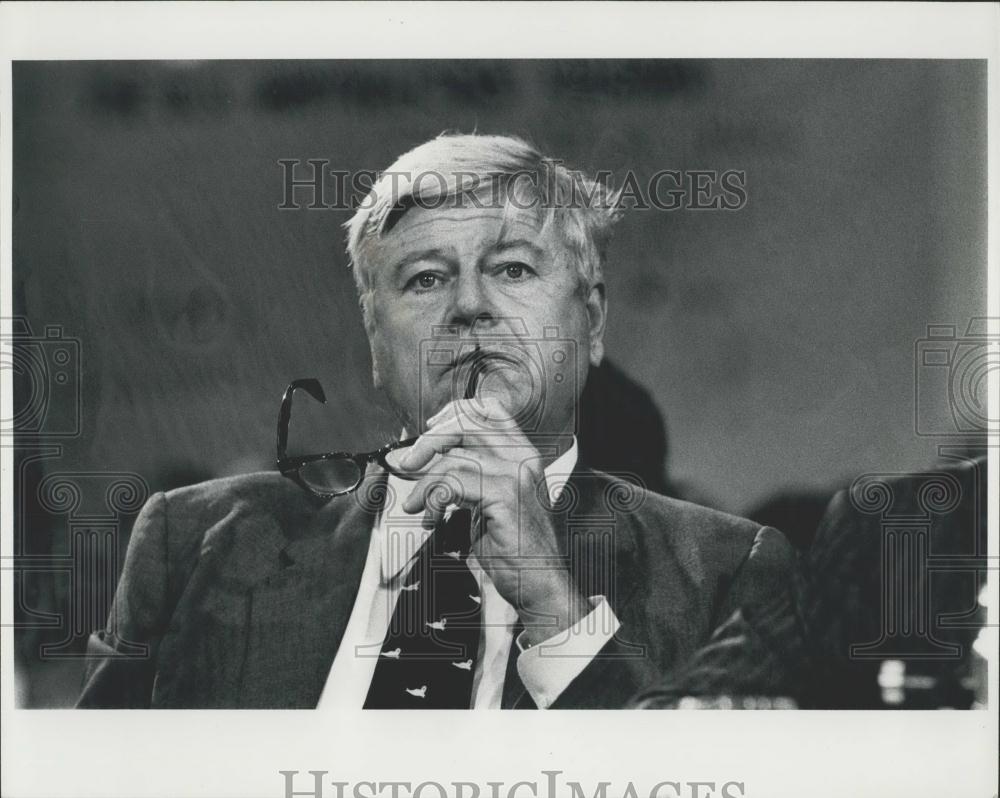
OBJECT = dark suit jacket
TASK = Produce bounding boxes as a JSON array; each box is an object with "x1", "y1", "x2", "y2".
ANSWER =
[
  {"x1": 794, "y1": 454, "x2": 986, "y2": 709},
  {"x1": 77, "y1": 467, "x2": 793, "y2": 709}
]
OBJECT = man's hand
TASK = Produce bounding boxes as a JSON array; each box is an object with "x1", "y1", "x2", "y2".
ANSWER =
[{"x1": 397, "y1": 396, "x2": 588, "y2": 647}]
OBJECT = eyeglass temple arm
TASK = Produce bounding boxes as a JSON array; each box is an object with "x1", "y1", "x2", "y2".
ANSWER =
[{"x1": 276, "y1": 378, "x2": 327, "y2": 463}]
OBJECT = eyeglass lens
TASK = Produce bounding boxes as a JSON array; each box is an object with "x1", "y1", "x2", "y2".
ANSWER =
[{"x1": 298, "y1": 456, "x2": 364, "y2": 495}]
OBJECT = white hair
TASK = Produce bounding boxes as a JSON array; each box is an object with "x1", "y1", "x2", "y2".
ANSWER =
[{"x1": 344, "y1": 133, "x2": 622, "y2": 320}]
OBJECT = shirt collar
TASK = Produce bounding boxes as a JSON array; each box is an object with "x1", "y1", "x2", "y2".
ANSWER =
[{"x1": 379, "y1": 437, "x2": 579, "y2": 584}]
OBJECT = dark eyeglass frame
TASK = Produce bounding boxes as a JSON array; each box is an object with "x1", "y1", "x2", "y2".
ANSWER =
[{"x1": 276, "y1": 378, "x2": 417, "y2": 499}]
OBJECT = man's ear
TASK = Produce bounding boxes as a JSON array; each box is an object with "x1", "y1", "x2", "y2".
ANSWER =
[
  {"x1": 362, "y1": 294, "x2": 383, "y2": 389},
  {"x1": 369, "y1": 345, "x2": 382, "y2": 389},
  {"x1": 585, "y1": 282, "x2": 607, "y2": 367}
]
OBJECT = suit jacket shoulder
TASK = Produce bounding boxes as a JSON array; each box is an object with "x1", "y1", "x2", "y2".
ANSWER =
[
  {"x1": 532, "y1": 469, "x2": 794, "y2": 708},
  {"x1": 78, "y1": 471, "x2": 378, "y2": 708},
  {"x1": 578, "y1": 468, "x2": 772, "y2": 596}
]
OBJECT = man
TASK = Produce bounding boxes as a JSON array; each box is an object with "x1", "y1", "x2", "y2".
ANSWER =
[{"x1": 77, "y1": 133, "x2": 793, "y2": 709}]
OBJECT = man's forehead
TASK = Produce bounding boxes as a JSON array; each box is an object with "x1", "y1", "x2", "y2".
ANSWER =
[{"x1": 377, "y1": 203, "x2": 548, "y2": 254}]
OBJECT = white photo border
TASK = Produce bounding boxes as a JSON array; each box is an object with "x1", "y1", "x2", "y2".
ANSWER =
[{"x1": 1, "y1": 3, "x2": 997, "y2": 798}]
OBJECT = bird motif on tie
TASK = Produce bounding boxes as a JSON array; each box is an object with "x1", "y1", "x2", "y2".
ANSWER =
[{"x1": 364, "y1": 508, "x2": 480, "y2": 709}]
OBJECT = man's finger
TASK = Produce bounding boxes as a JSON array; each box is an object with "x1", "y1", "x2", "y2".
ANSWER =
[
  {"x1": 400, "y1": 454, "x2": 483, "y2": 514},
  {"x1": 398, "y1": 425, "x2": 464, "y2": 472},
  {"x1": 399, "y1": 396, "x2": 507, "y2": 472}
]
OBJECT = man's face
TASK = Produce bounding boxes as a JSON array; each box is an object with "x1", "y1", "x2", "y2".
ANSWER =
[{"x1": 363, "y1": 202, "x2": 606, "y2": 438}]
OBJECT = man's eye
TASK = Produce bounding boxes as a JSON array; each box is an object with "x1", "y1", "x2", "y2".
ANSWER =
[
  {"x1": 501, "y1": 262, "x2": 531, "y2": 280},
  {"x1": 408, "y1": 272, "x2": 440, "y2": 290}
]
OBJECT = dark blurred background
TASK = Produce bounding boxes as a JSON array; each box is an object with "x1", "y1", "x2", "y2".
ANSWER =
[{"x1": 9, "y1": 60, "x2": 986, "y2": 706}]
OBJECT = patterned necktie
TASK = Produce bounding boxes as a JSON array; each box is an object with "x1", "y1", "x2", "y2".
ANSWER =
[{"x1": 364, "y1": 508, "x2": 482, "y2": 709}]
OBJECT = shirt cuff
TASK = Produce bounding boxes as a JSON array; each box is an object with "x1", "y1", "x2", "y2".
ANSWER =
[{"x1": 515, "y1": 596, "x2": 621, "y2": 709}]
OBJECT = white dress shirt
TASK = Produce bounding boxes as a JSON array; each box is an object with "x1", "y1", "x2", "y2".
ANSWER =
[{"x1": 317, "y1": 438, "x2": 621, "y2": 709}]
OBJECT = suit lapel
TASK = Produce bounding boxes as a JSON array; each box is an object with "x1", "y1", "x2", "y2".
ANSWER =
[
  {"x1": 236, "y1": 473, "x2": 384, "y2": 708},
  {"x1": 553, "y1": 467, "x2": 640, "y2": 610}
]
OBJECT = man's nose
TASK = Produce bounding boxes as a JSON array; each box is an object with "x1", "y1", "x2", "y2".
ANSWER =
[{"x1": 449, "y1": 270, "x2": 495, "y2": 329}]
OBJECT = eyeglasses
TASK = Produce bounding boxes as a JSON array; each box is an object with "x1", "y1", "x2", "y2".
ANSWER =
[{"x1": 276, "y1": 378, "x2": 418, "y2": 499}]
